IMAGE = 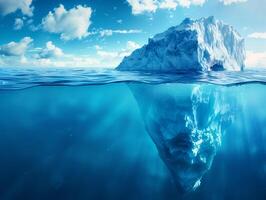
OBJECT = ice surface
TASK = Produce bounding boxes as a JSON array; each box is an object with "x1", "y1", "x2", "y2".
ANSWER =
[
  {"x1": 129, "y1": 83, "x2": 232, "y2": 192},
  {"x1": 117, "y1": 17, "x2": 245, "y2": 190},
  {"x1": 117, "y1": 16, "x2": 245, "y2": 72}
]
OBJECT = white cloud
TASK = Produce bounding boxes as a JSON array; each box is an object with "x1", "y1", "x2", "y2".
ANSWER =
[
  {"x1": 0, "y1": 0, "x2": 33, "y2": 16},
  {"x1": 88, "y1": 29, "x2": 142, "y2": 37},
  {"x1": 94, "y1": 45, "x2": 102, "y2": 50},
  {"x1": 53, "y1": 41, "x2": 140, "y2": 68},
  {"x1": 0, "y1": 57, "x2": 4, "y2": 65},
  {"x1": 29, "y1": 56, "x2": 101, "y2": 68},
  {"x1": 117, "y1": 19, "x2": 123, "y2": 24},
  {"x1": 14, "y1": 18, "x2": 24, "y2": 30},
  {"x1": 159, "y1": 0, "x2": 178, "y2": 9},
  {"x1": 36, "y1": 41, "x2": 64, "y2": 59},
  {"x1": 246, "y1": 51, "x2": 266, "y2": 68},
  {"x1": 219, "y1": 0, "x2": 247, "y2": 5},
  {"x1": 127, "y1": 41, "x2": 141, "y2": 50},
  {"x1": 0, "y1": 52, "x2": 101, "y2": 68},
  {"x1": 0, "y1": 55, "x2": 27, "y2": 67},
  {"x1": 0, "y1": 40, "x2": 141, "y2": 68},
  {"x1": 160, "y1": 0, "x2": 205, "y2": 9},
  {"x1": 42, "y1": 4, "x2": 92, "y2": 40},
  {"x1": 96, "y1": 41, "x2": 141, "y2": 66},
  {"x1": 0, "y1": 37, "x2": 33, "y2": 57},
  {"x1": 99, "y1": 29, "x2": 142, "y2": 37},
  {"x1": 127, "y1": 0, "x2": 206, "y2": 14},
  {"x1": 127, "y1": 0, "x2": 157, "y2": 14},
  {"x1": 248, "y1": 32, "x2": 266, "y2": 40}
]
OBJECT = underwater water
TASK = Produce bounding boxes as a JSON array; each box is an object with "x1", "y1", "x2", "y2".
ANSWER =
[{"x1": 0, "y1": 68, "x2": 265, "y2": 200}]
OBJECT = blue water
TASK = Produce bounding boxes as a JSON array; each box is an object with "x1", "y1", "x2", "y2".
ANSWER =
[{"x1": 0, "y1": 68, "x2": 265, "y2": 200}]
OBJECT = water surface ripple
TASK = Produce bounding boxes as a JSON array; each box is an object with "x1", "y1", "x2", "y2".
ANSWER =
[{"x1": 0, "y1": 68, "x2": 266, "y2": 90}]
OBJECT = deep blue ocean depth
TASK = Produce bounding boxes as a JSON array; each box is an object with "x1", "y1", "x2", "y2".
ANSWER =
[{"x1": 0, "y1": 69, "x2": 265, "y2": 200}]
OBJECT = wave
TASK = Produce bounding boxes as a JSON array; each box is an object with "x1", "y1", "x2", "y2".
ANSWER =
[{"x1": 0, "y1": 67, "x2": 266, "y2": 90}]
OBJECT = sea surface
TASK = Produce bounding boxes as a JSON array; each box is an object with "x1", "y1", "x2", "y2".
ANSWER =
[{"x1": 0, "y1": 67, "x2": 265, "y2": 200}]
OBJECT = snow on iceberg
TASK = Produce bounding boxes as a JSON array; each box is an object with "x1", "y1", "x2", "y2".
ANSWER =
[{"x1": 117, "y1": 16, "x2": 245, "y2": 72}]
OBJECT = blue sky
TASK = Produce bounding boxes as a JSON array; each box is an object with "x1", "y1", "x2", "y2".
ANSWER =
[{"x1": 0, "y1": 0, "x2": 265, "y2": 68}]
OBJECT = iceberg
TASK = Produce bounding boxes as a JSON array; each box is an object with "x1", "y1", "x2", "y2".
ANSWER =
[
  {"x1": 129, "y1": 83, "x2": 232, "y2": 192},
  {"x1": 117, "y1": 16, "x2": 245, "y2": 72},
  {"x1": 116, "y1": 16, "x2": 242, "y2": 192}
]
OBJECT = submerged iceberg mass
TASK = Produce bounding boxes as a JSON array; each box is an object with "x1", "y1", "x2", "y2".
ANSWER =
[
  {"x1": 117, "y1": 16, "x2": 245, "y2": 72},
  {"x1": 129, "y1": 84, "x2": 232, "y2": 192}
]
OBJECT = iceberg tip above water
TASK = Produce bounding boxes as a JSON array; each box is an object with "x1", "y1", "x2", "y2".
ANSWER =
[{"x1": 117, "y1": 16, "x2": 246, "y2": 72}]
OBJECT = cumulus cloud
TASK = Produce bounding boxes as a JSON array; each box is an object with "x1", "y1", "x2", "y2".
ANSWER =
[
  {"x1": 14, "y1": 18, "x2": 24, "y2": 30},
  {"x1": 246, "y1": 51, "x2": 266, "y2": 68},
  {"x1": 159, "y1": 0, "x2": 179, "y2": 9},
  {"x1": 42, "y1": 4, "x2": 92, "y2": 40},
  {"x1": 36, "y1": 41, "x2": 64, "y2": 59},
  {"x1": 219, "y1": 0, "x2": 247, "y2": 5},
  {"x1": 0, "y1": 37, "x2": 33, "y2": 57},
  {"x1": 127, "y1": 0, "x2": 206, "y2": 14},
  {"x1": 0, "y1": 0, "x2": 33, "y2": 16},
  {"x1": 248, "y1": 32, "x2": 266, "y2": 40},
  {"x1": 127, "y1": 0, "x2": 157, "y2": 14}
]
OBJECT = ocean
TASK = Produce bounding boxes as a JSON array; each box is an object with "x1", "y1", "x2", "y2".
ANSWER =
[{"x1": 0, "y1": 68, "x2": 265, "y2": 200}]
